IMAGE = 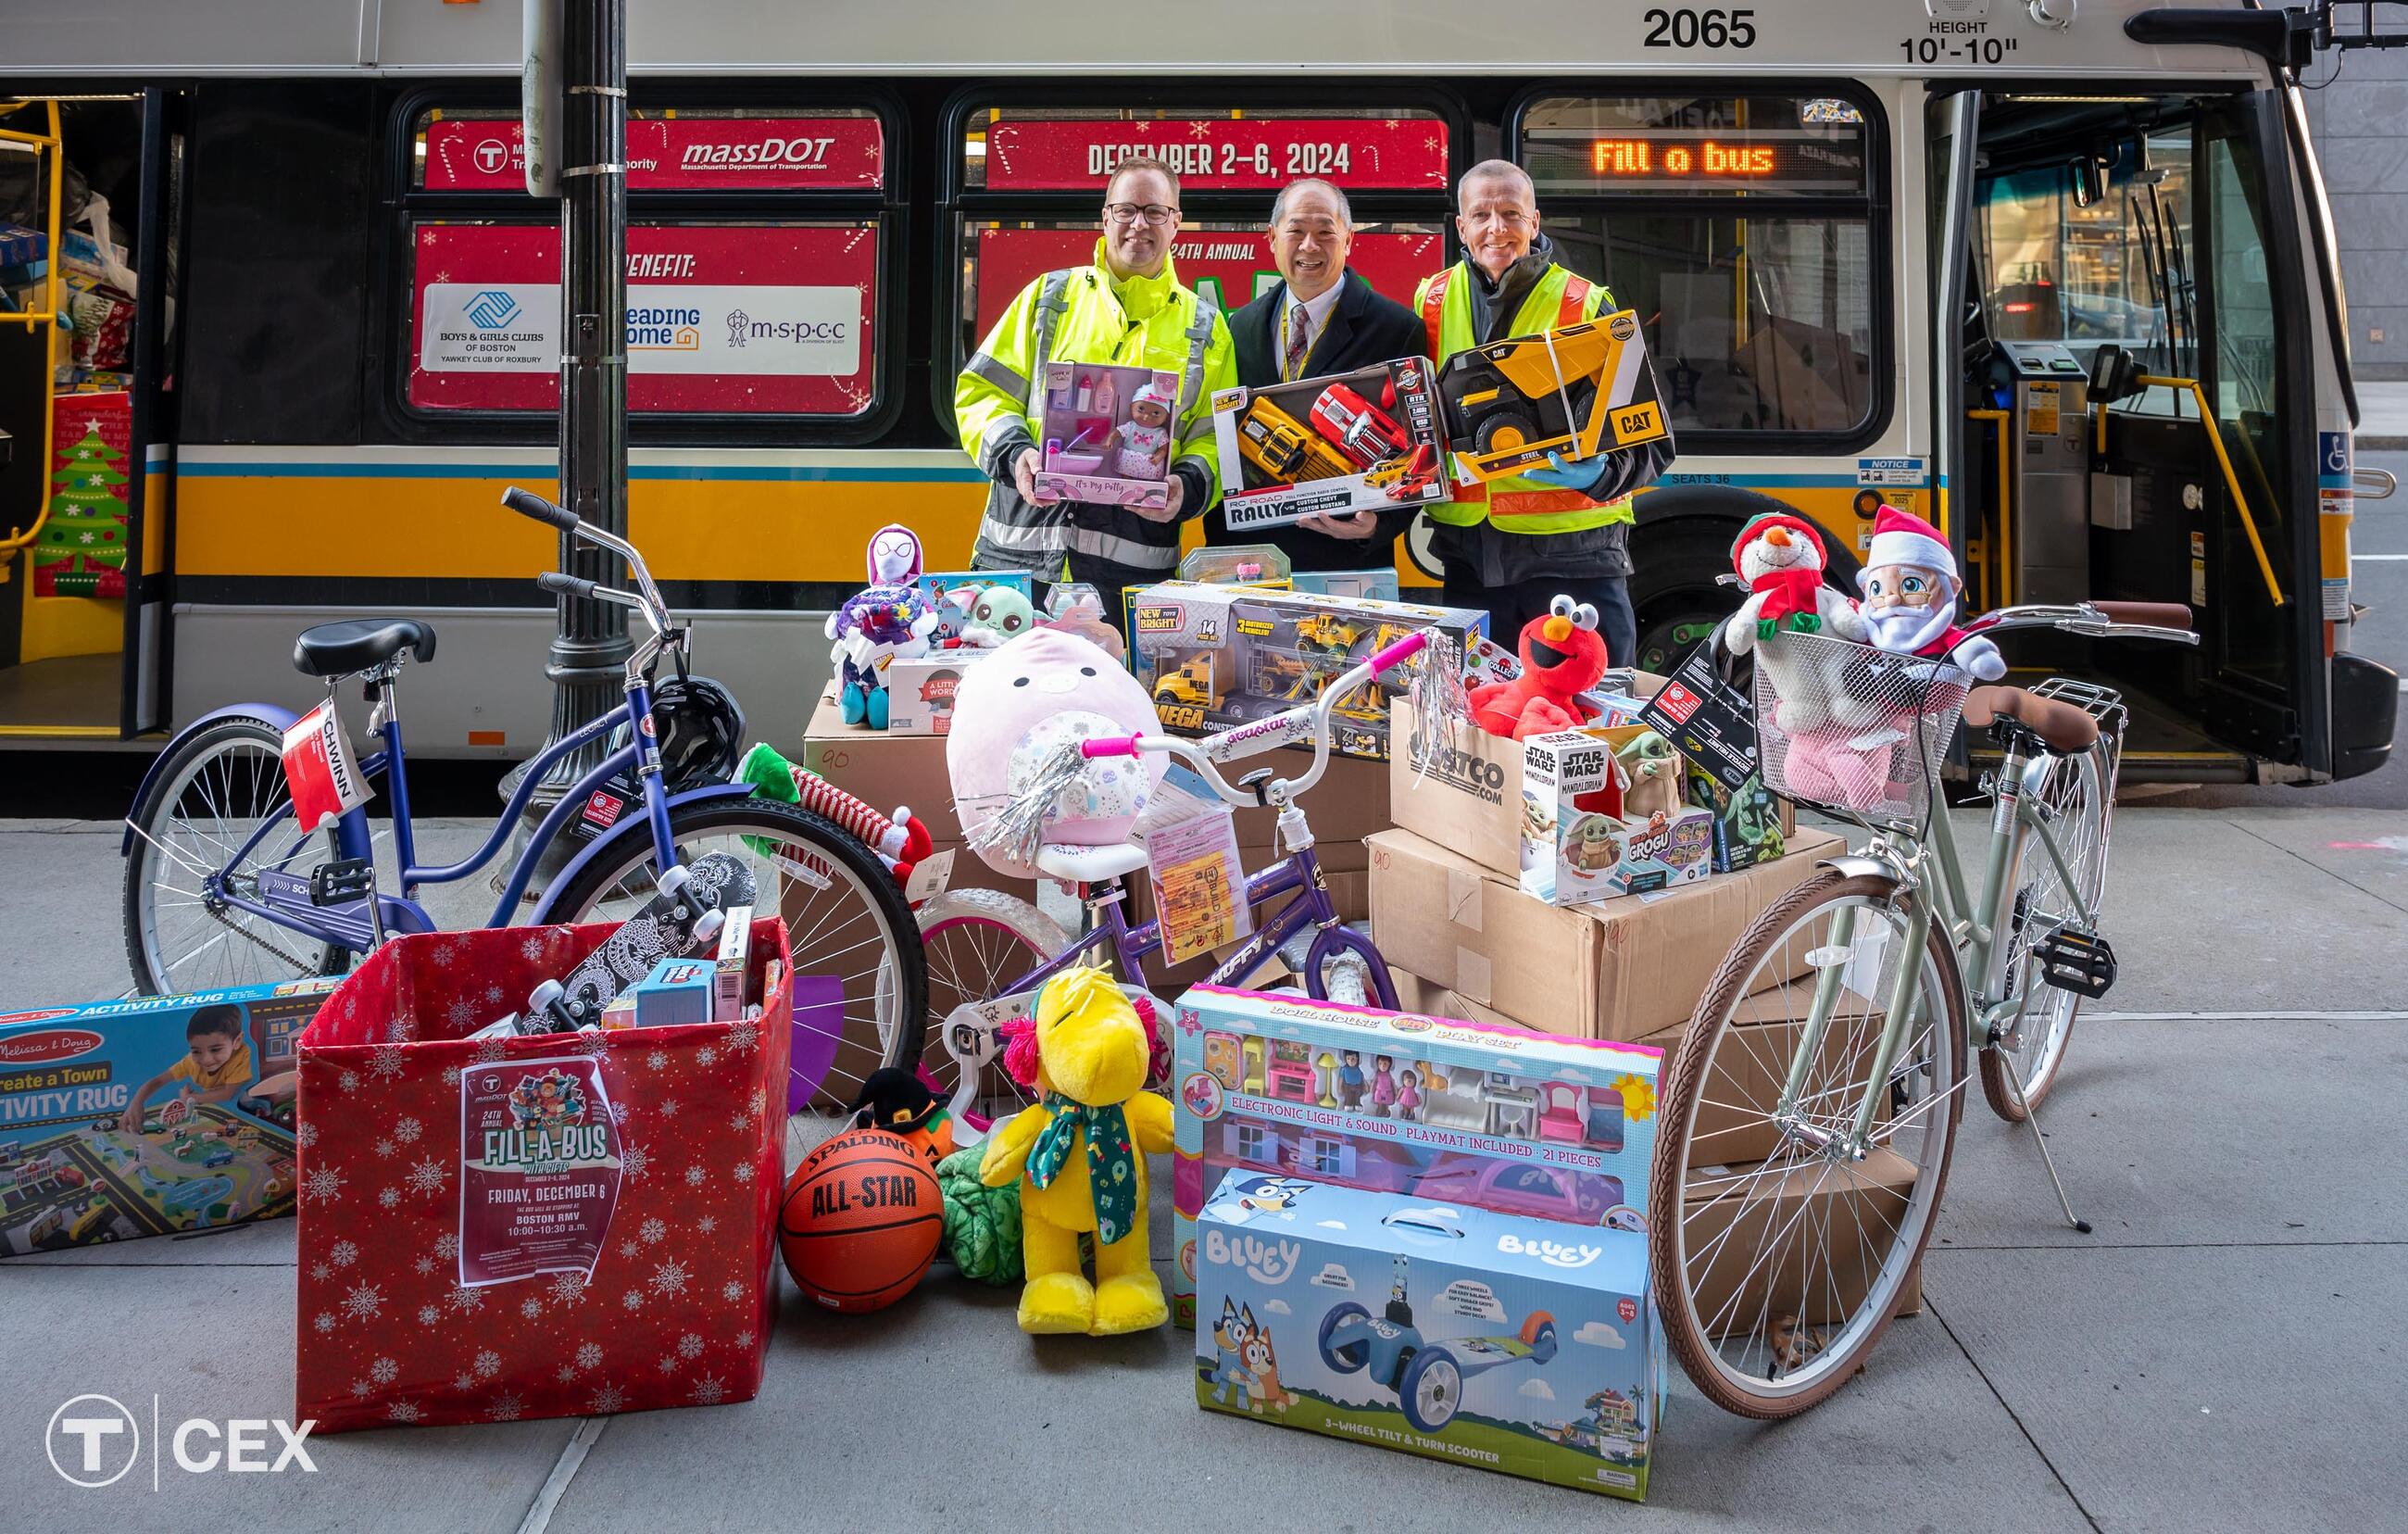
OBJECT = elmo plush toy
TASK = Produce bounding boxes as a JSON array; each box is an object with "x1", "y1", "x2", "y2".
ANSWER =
[{"x1": 1469, "y1": 595, "x2": 1612, "y2": 741}]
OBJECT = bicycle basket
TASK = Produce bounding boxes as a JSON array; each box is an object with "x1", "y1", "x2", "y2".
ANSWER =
[{"x1": 1750, "y1": 630, "x2": 1971, "y2": 834}]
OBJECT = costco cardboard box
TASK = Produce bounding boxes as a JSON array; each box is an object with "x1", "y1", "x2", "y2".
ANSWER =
[
  {"x1": 1367, "y1": 824, "x2": 1841, "y2": 1041},
  {"x1": 1390, "y1": 689, "x2": 1660, "y2": 879}
]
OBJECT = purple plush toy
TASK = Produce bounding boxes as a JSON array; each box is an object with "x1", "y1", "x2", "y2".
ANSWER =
[{"x1": 826, "y1": 586, "x2": 939, "y2": 729}]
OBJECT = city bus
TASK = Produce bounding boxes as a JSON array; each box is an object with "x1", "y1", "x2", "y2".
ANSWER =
[{"x1": 0, "y1": 0, "x2": 2392, "y2": 783}]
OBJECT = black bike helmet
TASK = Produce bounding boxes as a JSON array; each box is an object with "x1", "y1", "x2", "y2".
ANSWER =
[{"x1": 630, "y1": 673, "x2": 746, "y2": 791}]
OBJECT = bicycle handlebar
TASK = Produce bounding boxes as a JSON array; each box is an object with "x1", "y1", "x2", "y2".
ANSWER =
[
  {"x1": 502, "y1": 486, "x2": 579, "y2": 533},
  {"x1": 536, "y1": 571, "x2": 598, "y2": 599}
]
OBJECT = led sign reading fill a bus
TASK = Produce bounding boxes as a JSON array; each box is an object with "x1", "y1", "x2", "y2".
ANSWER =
[{"x1": 1590, "y1": 139, "x2": 1778, "y2": 177}]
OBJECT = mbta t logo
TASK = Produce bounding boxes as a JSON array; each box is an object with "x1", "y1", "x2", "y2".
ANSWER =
[{"x1": 47, "y1": 1394, "x2": 318, "y2": 1488}]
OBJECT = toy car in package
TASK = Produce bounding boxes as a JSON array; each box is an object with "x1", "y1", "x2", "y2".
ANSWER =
[
  {"x1": 1126, "y1": 581, "x2": 1486, "y2": 761},
  {"x1": 1210, "y1": 358, "x2": 1447, "y2": 532},
  {"x1": 1034, "y1": 362, "x2": 1178, "y2": 510},
  {"x1": 1438, "y1": 308, "x2": 1672, "y2": 484}
]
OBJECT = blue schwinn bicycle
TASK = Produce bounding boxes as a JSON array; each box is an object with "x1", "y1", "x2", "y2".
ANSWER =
[{"x1": 119, "y1": 488, "x2": 924, "y2": 1094}]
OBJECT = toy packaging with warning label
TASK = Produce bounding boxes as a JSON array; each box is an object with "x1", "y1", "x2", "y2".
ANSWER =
[
  {"x1": 1126, "y1": 582, "x2": 1487, "y2": 762},
  {"x1": 1210, "y1": 358, "x2": 1449, "y2": 532},
  {"x1": 1436, "y1": 308, "x2": 1672, "y2": 484},
  {"x1": 0, "y1": 978, "x2": 338, "y2": 1255}
]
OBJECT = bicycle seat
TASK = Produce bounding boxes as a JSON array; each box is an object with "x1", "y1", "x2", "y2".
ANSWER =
[
  {"x1": 1963, "y1": 685, "x2": 2098, "y2": 752},
  {"x1": 293, "y1": 619, "x2": 437, "y2": 678},
  {"x1": 1034, "y1": 841, "x2": 1153, "y2": 885}
]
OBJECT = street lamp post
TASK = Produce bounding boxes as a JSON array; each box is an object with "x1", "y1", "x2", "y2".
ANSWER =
[{"x1": 517, "y1": 0, "x2": 630, "y2": 874}]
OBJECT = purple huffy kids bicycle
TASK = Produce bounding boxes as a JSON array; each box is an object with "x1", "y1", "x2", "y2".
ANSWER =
[{"x1": 915, "y1": 632, "x2": 1431, "y2": 1138}]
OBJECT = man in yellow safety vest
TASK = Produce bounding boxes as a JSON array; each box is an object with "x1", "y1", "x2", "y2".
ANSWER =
[
  {"x1": 955, "y1": 155, "x2": 1235, "y2": 629},
  {"x1": 1414, "y1": 159, "x2": 1673, "y2": 663}
]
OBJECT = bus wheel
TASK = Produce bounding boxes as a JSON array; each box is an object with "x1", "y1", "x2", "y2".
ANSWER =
[{"x1": 1629, "y1": 520, "x2": 1746, "y2": 673}]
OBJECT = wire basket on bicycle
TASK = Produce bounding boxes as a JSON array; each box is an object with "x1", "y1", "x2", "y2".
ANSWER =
[{"x1": 1750, "y1": 630, "x2": 1972, "y2": 836}]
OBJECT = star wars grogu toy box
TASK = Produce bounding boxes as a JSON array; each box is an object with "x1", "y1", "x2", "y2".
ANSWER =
[
  {"x1": 1519, "y1": 725, "x2": 1713, "y2": 905},
  {"x1": 1126, "y1": 582, "x2": 1486, "y2": 762},
  {"x1": 1436, "y1": 308, "x2": 1671, "y2": 484},
  {"x1": 1171, "y1": 984, "x2": 1660, "y2": 1326},
  {"x1": 0, "y1": 979, "x2": 337, "y2": 1255},
  {"x1": 1211, "y1": 358, "x2": 1449, "y2": 532},
  {"x1": 1195, "y1": 1171, "x2": 1662, "y2": 1500}
]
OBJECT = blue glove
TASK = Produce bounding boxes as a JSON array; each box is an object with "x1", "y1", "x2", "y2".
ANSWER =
[{"x1": 1520, "y1": 449, "x2": 1612, "y2": 493}]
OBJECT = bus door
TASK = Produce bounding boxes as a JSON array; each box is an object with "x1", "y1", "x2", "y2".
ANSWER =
[
  {"x1": 1959, "y1": 88, "x2": 2316, "y2": 779},
  {"x1": 0, "y1": 88, "x2": 180, "y2": 740}
]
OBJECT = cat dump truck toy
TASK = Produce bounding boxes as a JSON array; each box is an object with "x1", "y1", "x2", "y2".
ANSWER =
[
  {"x1": 1235, "y1": 398, "x2": 1355, "y2": 484},
  {"x1": 1436, "y1": 309, "x2": 1672, "y2": 484}
]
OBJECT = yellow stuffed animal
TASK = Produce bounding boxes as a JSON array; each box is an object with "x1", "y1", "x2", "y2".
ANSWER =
[{"x1": 978, "y1": 966, "x2": 1173, "y2": 1335}]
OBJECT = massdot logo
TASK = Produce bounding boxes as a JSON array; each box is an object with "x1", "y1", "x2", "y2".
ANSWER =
[
  {"x1": 465, "y1": 290, "x2": 523, "y2": 331},
  {"x1": 48, "y1": 1394, "x2": 140, "y2": 1489}
]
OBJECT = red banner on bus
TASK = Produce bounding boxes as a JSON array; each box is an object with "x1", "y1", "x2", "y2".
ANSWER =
[
  {"x1": 422, "y1": 116, "x2": 884, "y2": 191},
  {"x1": 970, "y1": 226, "x2": 1444, "y2": 337},
  {"x1": 408, "y1": 222, "x2": 877, "y2": 415},
  {"x1": 980, "y1": 117, "x2": 1448, "y2": 192}
]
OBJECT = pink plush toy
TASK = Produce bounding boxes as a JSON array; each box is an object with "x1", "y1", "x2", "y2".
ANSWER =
[{"x1": 947, "y1": 629, "x2": 1166, "y2": 879}]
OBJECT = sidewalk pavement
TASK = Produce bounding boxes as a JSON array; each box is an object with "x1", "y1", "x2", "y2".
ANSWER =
[
  {"x1": 2355, "y1": 378, "x2": 2408, "y2": 447},
  {"x1": 0, "y1": 807, "x2": 2402, "y2": 1533}
]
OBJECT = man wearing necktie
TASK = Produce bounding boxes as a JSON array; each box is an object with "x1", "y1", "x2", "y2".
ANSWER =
[{"x1": 1207, "y1": 178, "x2": 1426, "y2": 572}]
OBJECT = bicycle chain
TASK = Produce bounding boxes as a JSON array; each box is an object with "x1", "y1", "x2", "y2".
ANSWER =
[{"x1": 209, "y1": 901, "x2": 323, "y2": 976}]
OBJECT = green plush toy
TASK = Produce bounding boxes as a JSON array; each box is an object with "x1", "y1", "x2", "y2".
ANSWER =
[{"x1": 937, "y1": 1145, "x2": 1023, "y2": 1285}]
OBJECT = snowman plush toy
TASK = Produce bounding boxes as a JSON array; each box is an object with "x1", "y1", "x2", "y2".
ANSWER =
[
  {"x1": 1854, "y1": 505, "x2": 2006, "y2": 681},
  {"x1": 1720, "y1": 512, "x2": 1868, "y2": 740}
]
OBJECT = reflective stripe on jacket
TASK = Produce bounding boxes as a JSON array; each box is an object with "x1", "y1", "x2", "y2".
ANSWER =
[
  {"x1": 1414, "y1": 260, "x2": 1633, "y2": 534},
  {"x1": 955, "y1": 240, "x2": 1235, "y2": 576}
]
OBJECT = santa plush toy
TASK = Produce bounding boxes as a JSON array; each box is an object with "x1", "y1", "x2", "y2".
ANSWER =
[
  {"x1": 1855, "y1": 505, "x2": 2006, "y2": 681},
  {"x1": 1721, "y1": 513, "x2": 1867, "y2": 655}
]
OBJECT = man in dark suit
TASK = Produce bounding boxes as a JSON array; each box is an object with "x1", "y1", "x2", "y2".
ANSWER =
[{"x1": 1206, "y1": 178, "x2": 1429, "y2": 572}]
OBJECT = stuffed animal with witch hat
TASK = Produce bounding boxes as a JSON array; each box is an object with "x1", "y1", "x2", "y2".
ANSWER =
[{"x1": 978, "y1": 966, "x2": 1173, "y2": 1336}]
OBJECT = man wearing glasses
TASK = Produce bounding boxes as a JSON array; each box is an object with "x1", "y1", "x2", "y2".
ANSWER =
[
  {"x1": 956, "y1": 155, "x2": 1235, "y2": 625},
  {"x1": 1207, "y1": 177, "x2": 1426, "y2": 572},
  {"x1": 1413, "y1": 159, "x2": 1673, "y2": 666}
]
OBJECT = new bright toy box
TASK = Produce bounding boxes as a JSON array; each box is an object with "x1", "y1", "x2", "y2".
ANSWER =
[
  {"x1": 1195, "y1": 1171, "x2": 1662, "y2": 1500},
  {"x1": 0, "y1": 979, "x2": 336, "y2": 1255},
  {"x1": 1171, "y1": 985, "x2": 1659, "y2": 1324}
]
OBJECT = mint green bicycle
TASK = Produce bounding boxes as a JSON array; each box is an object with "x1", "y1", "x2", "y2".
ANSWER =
[{"x1": 1649, "y1": 600, "x2": 2195, "y2": 1417}]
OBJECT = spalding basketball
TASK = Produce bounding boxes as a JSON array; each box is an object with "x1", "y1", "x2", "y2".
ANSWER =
[{"x1": 778, "y1": 1126, "x2": 943, "y2": 1313}]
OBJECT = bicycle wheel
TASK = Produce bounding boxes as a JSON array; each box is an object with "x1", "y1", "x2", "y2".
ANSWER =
[
  {"x1": 123, "y1": 713, "x2": 349, "y2": 997},
  {"x1": 1981, "y1": 745, "x2": 2109, "y2": 1121},
  {"x1": 1649, "y1": 869, "x2": 1966, "y2": 1419},
  {"x1": 539, "y1": 798, "x2": 924, "y2": 1113},
  {"x1": 916, "y1": 887, "x2": 1071, "y2": 1134}
]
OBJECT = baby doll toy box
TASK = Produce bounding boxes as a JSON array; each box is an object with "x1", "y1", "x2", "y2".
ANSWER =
[
  {"x1": 1210, "y1": 358, "x2": 1449, "y2": 532},
  {"x1": 1519, "y1": 724, "x2": 1714, "y2": 905},
  {"x1": 1195, "y1": 1171, "x2": 1662, "y2": 1500},
  {"x1": 1170, "y1": 984, "x2": 1660, "y2": 1323},
  {"x1": 1033, "y1": 362, "x2": 1178, "y2": 509},
  {"x1": 1127, "y1": 582, "x2": 1487, "y2": 762},
  {"x1": 0, "y1": 978, "x2": 337, "y2": 1255}
]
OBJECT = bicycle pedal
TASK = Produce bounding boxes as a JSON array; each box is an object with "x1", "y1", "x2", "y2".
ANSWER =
[
  {"x1": 308, "y1": 858, "x2": 377, "y2": 906},
  {"x1": 2034, "y1": 926, "x2": 2116, "y2": 1000}
]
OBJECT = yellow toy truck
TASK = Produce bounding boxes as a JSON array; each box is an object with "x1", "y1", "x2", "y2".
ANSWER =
[
  {"x1": 1151, "y1": 654, "x2": 1227, "y2": 723},
  {"x1": 1235, "y1": 398, "x2": 1355, "y2": 485},
  {"x1": 1436, "y1": 309, "x2": 1670, "y2": 483}
]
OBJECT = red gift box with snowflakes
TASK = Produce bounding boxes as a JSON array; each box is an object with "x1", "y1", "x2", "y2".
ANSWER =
[{"x1": 293, "y1": 919, "x2": 792, "y2": 1433}]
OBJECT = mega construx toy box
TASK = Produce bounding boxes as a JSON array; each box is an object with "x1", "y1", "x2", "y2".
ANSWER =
[
  {"x1": 1170, "y1": 985, "x2": 1659, "y2": 1323},
  {"x1": 0, "y1": 979, "x2": 337, "y2": 1254},
  {"x1": 1195, "y1": 1171, "x2": 1662, "y2": 1500}
]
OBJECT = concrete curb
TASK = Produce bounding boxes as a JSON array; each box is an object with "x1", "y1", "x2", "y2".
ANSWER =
[{"x1": 2357, "y1": 435, "x2": 2408, "y2": 451}]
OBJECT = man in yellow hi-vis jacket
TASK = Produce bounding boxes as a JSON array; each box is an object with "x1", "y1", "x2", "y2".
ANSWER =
[
  {"x1": 1414, "y1": 159, "x2": 1674, "y2": 665},
  {"x1": 955, "y1": 156, "x2": 1236, "y2": 626}
]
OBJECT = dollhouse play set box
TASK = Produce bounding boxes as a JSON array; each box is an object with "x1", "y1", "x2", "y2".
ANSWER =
[{"x1": 1171, "y1": 986, "x2": 1661, "y2": 1324}]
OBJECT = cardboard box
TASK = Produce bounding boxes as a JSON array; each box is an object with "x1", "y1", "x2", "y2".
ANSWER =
[
  {"x1": 1680, "y1": 1146, "x2": 1922, "y2": 1327},
  {"x1": 1196, "y1": 1172, "x2": 1661, "y2": 1500},
  {"x1": 1390, "y1": 688, "x2": 1662, "y2": 881},
  {"x1": 1129, "y1": 583, "x2": 1487, "y2": 763},
  {"x1": 1519, "y1": 725, "x2": 1714, "y2": 904},
  {"x1": 1034, "y1": 361, "x2": 1175, "y2": 509},
  {"x1": 713, "y1": 903, "x2": 754, "y2": 1021},
  {"x1": 0, "y1": 979, "x2": 335, "y2": 1255},
  {"x1": 881, "y1": 652, "x2": 987, "y2": 736},
  {"x1": 1635, "y1": 985, "x2": 1888, "y2": 1168},
  {"x1": 1210, "y1": 358, "x2": 1448, "y2": 533},
  {"x1": 1171, "y1": 986, "x2": 1662, "y2": 1322},
  {"x1": 1367, "y1": 824, "x2": 1842, "y2": 1041},
  {"x1": 1436, "y1": 308, "x2": 1670, "y2": 484}
]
